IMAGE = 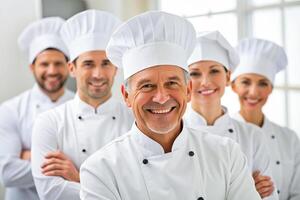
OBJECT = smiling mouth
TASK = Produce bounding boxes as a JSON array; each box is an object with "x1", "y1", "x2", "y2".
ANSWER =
[
  {"x1": 146, "y1": 106, "x2": 176, "y2": 114},
  {"x1": 245, "y1": 98, "x2": 259, "y2": 104},
  {"x1": 199, "y1": 89, "x2": 216, "y2": 95},
  {"x1": 89, "y1": 82, "x2": 107, "y2": 87}
]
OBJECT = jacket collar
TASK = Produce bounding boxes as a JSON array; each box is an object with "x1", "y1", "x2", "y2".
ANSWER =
[
  {"x1": 73, "y1": 93, "x2": 115, "y2": 118},
  {"x1": 185, "y1": 105, "x2": 233, "y2": 131},
  {"x1": 131, "y1": 121, "x2": 188, "y2": 157},
  {"x1": 31, "y1": 84, "x2": 73, "y2": 109}
]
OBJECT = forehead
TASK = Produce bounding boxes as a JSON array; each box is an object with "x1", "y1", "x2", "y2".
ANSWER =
[
  {"x1": 76, "y1": 50, "x2": 107, "y2": 62},
  {"x1": 189, "y1": 60, "x2": 223, "y2": 70},
  {"x1": 130, "y1": 65, "x2": 185, "y2": 83},
  {"x1": 237, "y1": 73, "x2": 269, "y2": 81},
  {"x1": 35, "y1": 49, "x2": 66, "y2": 61}
]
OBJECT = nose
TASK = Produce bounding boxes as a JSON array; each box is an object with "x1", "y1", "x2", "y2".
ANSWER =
[
  {"x1": 152, "y1": 86, "x2": 170, "y2": 104},
  {"x1": 47, "y1": 64, "x2": 58, "y2": 74},
  {"x1": 200, "y1": 75, "x2": 210, "y2": 86},
  {"x1": 92, "y1": 66, "x2": 105, "y2": 78},
  {"x1": 248, "y1": 84, "x2": 259, "y2": 96}
]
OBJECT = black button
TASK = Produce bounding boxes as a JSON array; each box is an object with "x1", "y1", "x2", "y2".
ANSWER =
[
  {"x1": 197, "y1": 197, "x2": 204, "y2": 200},
  {"x1": 228, "y1": 128, "x2": 234, "y2": 133},
  {"x1": 112, "y1": 116, "x2": 116, "y2": 120},
  {"x1": 188, "y1": 151, "x2": 194, "y2": 157},
  {"x1": 36, "y1": 104, "x2": 40, "y2": 109},
  {"x1": 271, "y1": 135, "x2": 275, "y2": 139},
  {"x1": 78, "y1": 116, "x2": 83, "y2": 120},
  {"x1": 276, "y1": 161, "x2": 280, "y2": 165},
  {"x1": 277, "y1": 190, "x2": 280, "y2": 194},
  {"x1": 82, "y1": 149, "x2": 86, "y2": 153},
  {"x1": 142, "y1": 159, "x2": 148, "y2": 164}
]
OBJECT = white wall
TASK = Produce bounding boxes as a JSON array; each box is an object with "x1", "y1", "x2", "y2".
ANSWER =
[
  {"x1": 0, "y1": 0, "x2": 41, "y2": 103},
  {"x1": 0, "y1": 0, "x2": 40, "y2": 197}
]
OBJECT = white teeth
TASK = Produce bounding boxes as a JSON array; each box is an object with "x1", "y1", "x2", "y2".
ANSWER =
[
  {"x1": 247, "y1": 99, "x2": 259, "y2": 104},
  {"x1": 200, "y1": 89, "x2": 215, "y2": 95},
  {"x1": 151, "y1": 108, "x2": 172, "y2": 114},
  {"x1": 91, "y1": 82, "x2": 105, "y2": 87}
]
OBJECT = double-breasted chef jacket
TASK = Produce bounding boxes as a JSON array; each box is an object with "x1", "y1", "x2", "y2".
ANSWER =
[
  {"x1": 233, "y1": 113, "x2": 300, "y2": 200},
  {"x1": 80, "y1": 122, "x2": 262, "y2": 200},
  {"x1": 0, "y1": 84, "x2": 74, "y2": 200},
  {"x1": 31, "y1": 94, "x2": 134, "y2": 200}
]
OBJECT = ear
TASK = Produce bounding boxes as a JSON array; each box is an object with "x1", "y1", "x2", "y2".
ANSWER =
[
  {"x1": 186, "y1": 80, "x2": 192, "y2": 103},
  {"x1": 231, "y1": 80, "x2": 237, "y2": 93},
  {"x1": 30, "y1": 64, "x2": 34, "y2": 72},
  {"x1": 121, "y1": 84, "x2": 132, "y2": 108},
  {"x1": 225, "y1": 70, "x2": 231, "y2": 86},
  {"x1": 68, "y1": 62, "x2": 76, "y2": 78}
]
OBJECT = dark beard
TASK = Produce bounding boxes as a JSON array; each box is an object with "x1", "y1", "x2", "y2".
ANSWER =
[{"x1": 36, "y1": 75, "x2": 67, "y2": 94}]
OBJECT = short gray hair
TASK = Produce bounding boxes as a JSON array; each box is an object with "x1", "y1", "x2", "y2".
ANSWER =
[{"x1": 123, "y1": 69, "x2": 190, "y2": 92}]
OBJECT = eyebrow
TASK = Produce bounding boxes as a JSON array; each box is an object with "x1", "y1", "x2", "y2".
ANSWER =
[
  {"x1": 136, "y1": 79, "x2": 152, "y2": 88},
  {"x1": 82, "y1": 60, "x2": 94, "y2": 64},
  {"x1": 168, "y1": 76, "x2": 181, "y2": 81}
]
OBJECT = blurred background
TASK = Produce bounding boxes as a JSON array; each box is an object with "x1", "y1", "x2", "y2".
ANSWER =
[{"x1": 1, "y1": 0, "x2": 299, "y2": 198}]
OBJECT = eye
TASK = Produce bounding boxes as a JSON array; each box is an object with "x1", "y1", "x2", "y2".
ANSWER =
[
  {"x1": 39, "y1": 62, "x2": 49, "y2": 67},
  {"x1": 83, "y1": 62, "x2": 93, "y2": 68},
  {"x1": 140, "y1": 84, "x2": 155, "y2": 92},
  {"x1": 258, "y1": 81, "x2": 270, "y2": 87},
  {"x1": 166, "y1": 81, "x2": 179, "y2": 87},
  {"x1": 210, "y1": 68, "x2": 220, "y2": 74},
  {"x1": 241, "y1": 80, "x2": 250, "y2": 85},
  {"x1": 189, "y1": 71, "x2": 201, "y2": 77},
  {"x1": 101, "y1": 60, "x2": 111, "y2": 67}
]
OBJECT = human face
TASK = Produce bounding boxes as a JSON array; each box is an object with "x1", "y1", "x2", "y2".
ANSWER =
[
  {"x1": 231, "y1": 73, "x2": 273, "y2": 112},
  {"x1": 69, "y1": 50, "x2": 117, "y2": 104},
  {"x1": 189, "y1": 61, "x2": 230, "y2": 106},
  {"x1": 122, "y1": 65, "x2": 190, "y2": 136},
  {"x1": 31, "y1": 49, "x2": 68, "y2": 94}
]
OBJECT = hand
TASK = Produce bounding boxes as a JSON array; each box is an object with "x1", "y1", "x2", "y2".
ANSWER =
[
  {"x1": 20, "y1": 150, "x2": 31, "y2": 161},
  {"x1": 41, "y1": 151, "x2": 80, "y2": 183},
  {"x1": 252, "y1": 171, "x2": 274, "y2": 198}
]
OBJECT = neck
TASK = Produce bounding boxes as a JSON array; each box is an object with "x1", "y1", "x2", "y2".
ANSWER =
[
  {"x1": 43, "y1": 88, "x2": 65, "y2": 102},
  {"x1": 142, "y1": 121, "x2": 182, "y2": 153},
  {"x1": 239, "y1": 108, "x2": 264, "y2": 127},
  {"x1": 79, "y1": 92, "x2": 112, "y2": 109},
  {"x1": 192, "y1": 100, "x2": 223, "y2": 125}
]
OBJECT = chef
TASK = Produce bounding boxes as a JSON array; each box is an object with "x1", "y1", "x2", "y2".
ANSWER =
[
  {"x1": 31, "y1": 9, "x2": 134, "y2": 200},
  {"x1": 231, "y1": 38, "x2": 300, "y2": 200},
  {"x1": 0, "y1": 17, "x2": 73, "y2": 200},
  {"x1": 80, "y1": 11, "x2": 261, "y2": 200}
]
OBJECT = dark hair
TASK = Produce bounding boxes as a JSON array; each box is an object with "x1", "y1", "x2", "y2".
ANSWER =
[{"x1": 32, "y1": 48, "x2": 69, "y2": 64}]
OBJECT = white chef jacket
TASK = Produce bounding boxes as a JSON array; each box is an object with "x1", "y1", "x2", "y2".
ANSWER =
[
  {"x1": 233, "y1": 113, "x2": 300, "y2": 200},
  {"x1": 184, "y1": 106, "x2": 278, "y2": 199},
  {"x1": 31, "y1": 94, "x2": 134, "y2": 200},
  {"x1": 80, "y1": 122, "x2": 262, "y2": 200},
  {"x1": 0, "y1": 84, "x2": 74, "y2": 200}
]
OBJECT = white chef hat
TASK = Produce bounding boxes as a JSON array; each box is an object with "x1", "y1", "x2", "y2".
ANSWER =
[
  {"x1": 106, "y1": 11, "x2": 196, "y2": 80},
  {"x1": 60, "y1": 9, "x2": 121, "y2": 62},
  {"x1": 231, "y1": 38, "x2": 287, "y2": 83},
  {"x1": 188, "y1": 30, "x2": 239, "y2": 71},
  {"x1": 18, "y1": 17, "x2": 69, "y2": 64}
]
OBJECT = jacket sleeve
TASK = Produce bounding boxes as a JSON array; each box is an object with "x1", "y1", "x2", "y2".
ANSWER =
[
  {"x1": 0, "y1": 104, "x2": 35, "y2": 188},
  {"x1": 251, "y1": 127, "x2": 279, "y2": 200},
  {"x1": 288, "y1": 129, "x2": 300, "y2": 200},
  {"x1": 227, "y1": 142, "x2": 262, "y2": 200},
  {"x1": 80, "y1": 156, "x2": 120, "y2": 200},
  {"x1": 31, "y1": 112, "x2": 80, "y2": 200}
]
